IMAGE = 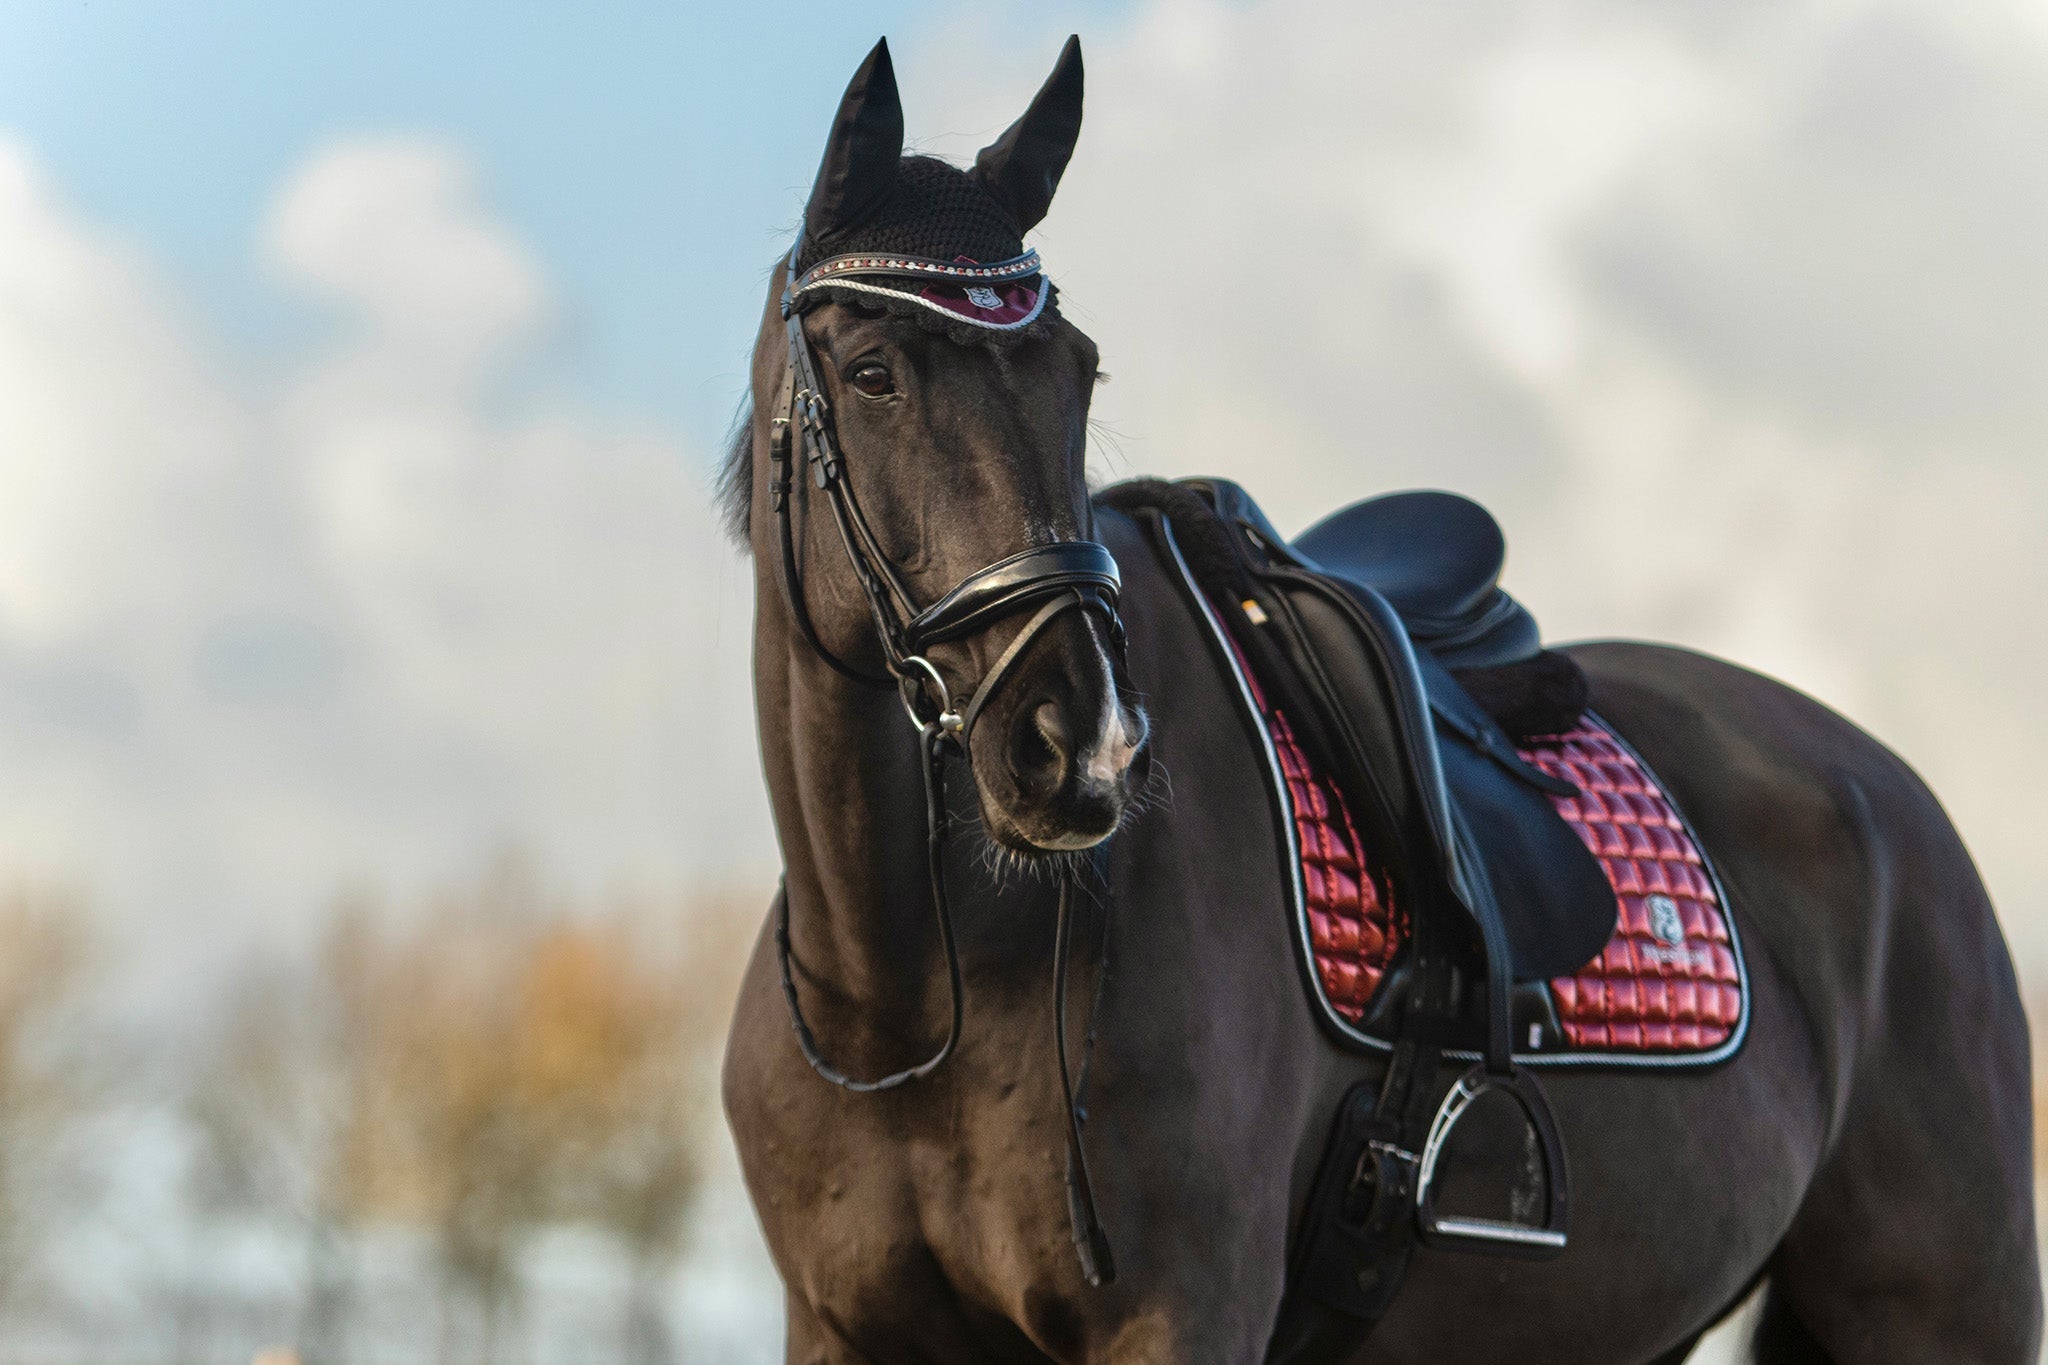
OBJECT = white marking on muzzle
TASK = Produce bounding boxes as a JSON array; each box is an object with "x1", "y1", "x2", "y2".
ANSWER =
[{"x1": 1078, "y1": 630, "x2": 1137, "y2": 787}]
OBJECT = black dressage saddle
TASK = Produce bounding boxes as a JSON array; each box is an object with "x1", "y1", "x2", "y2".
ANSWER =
[{"x1": 1188, "y1": 479, "x2": 1618, "y2": 996}]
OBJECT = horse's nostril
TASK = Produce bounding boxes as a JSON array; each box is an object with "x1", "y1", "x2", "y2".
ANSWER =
[{"x1": 1010, "y1": 700, "x2": 1071, "y2": 796}]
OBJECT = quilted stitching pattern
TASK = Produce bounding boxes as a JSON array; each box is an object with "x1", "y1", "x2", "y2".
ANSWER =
[
  {"x1": 1221, "y1": 630, "x2": 1404, "y2": 1019},
  {"x1": 1521, "y1": 728, "x2": 1743, "y2": 1051},
  {"x1": 1267, "y1": 706, "x2": 1405, "y2": 1020}
]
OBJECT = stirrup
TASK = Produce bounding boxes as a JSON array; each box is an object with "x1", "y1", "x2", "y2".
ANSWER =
[{"x1": 1414, "y1": 1063, "x2": 1569, "y2": 1258}]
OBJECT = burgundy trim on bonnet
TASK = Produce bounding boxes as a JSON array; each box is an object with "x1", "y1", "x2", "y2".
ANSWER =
[{"x1": 915, "y1": 277, "x2": 1043, "y2": 327}]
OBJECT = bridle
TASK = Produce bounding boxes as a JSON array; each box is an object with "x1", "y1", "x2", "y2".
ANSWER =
[{"x1": 767, "y1": 240, "x2": 1126, "y2": 1285}]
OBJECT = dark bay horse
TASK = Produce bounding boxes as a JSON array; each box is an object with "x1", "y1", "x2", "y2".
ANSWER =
[{"x1": 720, "y1": 37, "x2": 2039, "y2": 1364}]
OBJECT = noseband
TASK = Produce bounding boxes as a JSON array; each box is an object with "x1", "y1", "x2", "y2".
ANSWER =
[{"x1": 767, "y1": 244, "x2": 1125, "y2": 1284}]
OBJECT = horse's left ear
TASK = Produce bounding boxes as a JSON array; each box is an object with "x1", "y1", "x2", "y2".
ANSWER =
[{"x1": 971, "y1": 35, "x2": 1083, "y2": 233}]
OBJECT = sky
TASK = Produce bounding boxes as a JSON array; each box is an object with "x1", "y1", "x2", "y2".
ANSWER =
[
  {"x1": 0, "y1": 0, "x2": 1122, "y2": 447},
  {"x1": 2, "y1": 0, "x2": 2048, "y2": 1045}
]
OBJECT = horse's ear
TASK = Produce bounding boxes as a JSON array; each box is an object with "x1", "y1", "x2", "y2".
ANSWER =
[
  {"x1": 972, "y1": 35, "x2": 1083, "y2": 233},
  {"x1": 806, "y1": 38, "x2": 904, "y2": 244}
]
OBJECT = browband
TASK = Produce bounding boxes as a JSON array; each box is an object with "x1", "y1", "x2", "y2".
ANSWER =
[
  {"x1": 788, "y1": 248, "x2": 1051, "y2": 333},
  {"x1": 792, "y1": 248, "x2": 1044, "y2": 294}
]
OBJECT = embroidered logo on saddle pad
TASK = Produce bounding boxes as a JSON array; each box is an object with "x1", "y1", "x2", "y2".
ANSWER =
[{"x1": 1647, "y1": 894, "x2": 1685, "y2": 947}]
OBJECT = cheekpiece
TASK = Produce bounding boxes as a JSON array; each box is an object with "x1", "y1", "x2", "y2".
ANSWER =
[{"x1": 788, "y1": 248, "x2": 1051, "y2": 333}]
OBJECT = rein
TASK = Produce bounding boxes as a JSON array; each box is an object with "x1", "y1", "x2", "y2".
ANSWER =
[{"x1": 767, "y1": 244, "x2": 1124, "y2": 1286}]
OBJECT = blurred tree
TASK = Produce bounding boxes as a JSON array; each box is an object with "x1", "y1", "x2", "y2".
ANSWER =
[
  {"x1": 187, "y1": 861, "x2": 750, "y2": 1365},
  {"x1": 0, "y1": 883, "x2": 93, "y2": 1312},
  {"x1": 187, "y1": 900, "x2": 381, "y2": 1365},
  {"x1": 513, "y1": 919, "x2": 705, "y2": 1364}
]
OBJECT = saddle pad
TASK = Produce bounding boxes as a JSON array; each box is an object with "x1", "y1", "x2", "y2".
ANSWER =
[{"x1": 1214, "y1": 610, "x2": 1749, "y2": 1069}]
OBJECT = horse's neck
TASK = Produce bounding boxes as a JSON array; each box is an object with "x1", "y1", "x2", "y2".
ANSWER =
[{"x1": 753, "y1": 566, "x2": 1009, "y2": 1078}]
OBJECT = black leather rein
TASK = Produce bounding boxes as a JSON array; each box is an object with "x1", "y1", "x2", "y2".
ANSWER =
[{"x1": 767, "y1": 250, "x2": 1125, "y2": 1286}]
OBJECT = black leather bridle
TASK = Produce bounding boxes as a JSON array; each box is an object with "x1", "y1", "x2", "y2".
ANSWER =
[{"x1": 767, "y1": 242, "x2": 1125, "y2": 1285}]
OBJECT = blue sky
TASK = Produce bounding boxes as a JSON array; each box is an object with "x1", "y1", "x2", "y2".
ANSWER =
[{"x1": 0, "y1": 0, "x2": 1127, "y2": 453}]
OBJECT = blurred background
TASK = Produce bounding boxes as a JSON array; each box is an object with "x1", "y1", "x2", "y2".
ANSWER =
[{"x1": 1, "y1": 0, "x2": 2045, "y2": 1359}]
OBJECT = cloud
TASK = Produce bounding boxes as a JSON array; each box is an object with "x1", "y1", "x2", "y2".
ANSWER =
[
  {"x1": 0, "y1": 136, "x2": 770, "y2": 996},
  {"x1": 268, "y1": 141, "x2": 546, "y2": 389},
  {"x1": 909, "y1": 0, "x2": 2048, "y2": 965},
  {"x1": 0, "y1": 138, "x2": 245, "y2": 648}
]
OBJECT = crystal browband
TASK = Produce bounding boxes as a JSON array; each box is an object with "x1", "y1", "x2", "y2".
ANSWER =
[
  {"x1": 788, "y1": 249, "x2": 1051, "y2": 333},
  {"x1": 792, "y1": 248, "x2": 1043, "y2": 293}
]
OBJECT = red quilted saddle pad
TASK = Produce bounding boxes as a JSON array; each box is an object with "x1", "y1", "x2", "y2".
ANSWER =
[{"x1": 1238, "y1": 646, "x2": 1744, "y2": 1059}]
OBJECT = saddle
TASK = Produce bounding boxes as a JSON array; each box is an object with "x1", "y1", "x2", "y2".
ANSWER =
[{"x1": 1179, "y1": 479, "x2": 1620, "y2": 998}]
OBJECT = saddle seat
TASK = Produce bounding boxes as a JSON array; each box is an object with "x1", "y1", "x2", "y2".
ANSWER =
[{"x1": 1294, "y1": 491, "x2": 1539, "y2": 672}]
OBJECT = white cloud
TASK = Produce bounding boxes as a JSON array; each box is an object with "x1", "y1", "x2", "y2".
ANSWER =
[
  {"x1": 0, "y1": 137, "x2": 244, "y2": 647},
  {"x1": 267, "y1": 141, "x2": 545, "y2": 389},
  {"x1": 0, "y1": 136, "x2": 770, "y2": 999}
]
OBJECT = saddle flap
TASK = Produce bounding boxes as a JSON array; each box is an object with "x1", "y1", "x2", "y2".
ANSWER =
[
  {"x1": 1256, "y1": 569, "x2": 1615, "y2": 984},
  {"x1": 1433, "y1": 724, "x2": 1620, "y2": 981},
  {"x1": 1156, "y1": 478, "x2": 1618, "y2": 993}
]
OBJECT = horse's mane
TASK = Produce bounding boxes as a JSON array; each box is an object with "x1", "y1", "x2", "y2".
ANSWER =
[{"x1": 716, "y1": 393, "x2": 754, "y2": 548}]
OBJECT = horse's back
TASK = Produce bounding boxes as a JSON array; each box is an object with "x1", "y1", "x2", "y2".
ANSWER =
[{"x1": 1566, "y1": 639, "x2": 2039, "y2": 1363}]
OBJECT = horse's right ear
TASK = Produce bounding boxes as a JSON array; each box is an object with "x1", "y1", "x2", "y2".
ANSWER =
[{"x1": 805, "y1": 39, "x2": 904, "y2": 245}]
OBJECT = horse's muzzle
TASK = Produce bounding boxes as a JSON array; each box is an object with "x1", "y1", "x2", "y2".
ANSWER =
[{"x1": 987, "y1": 687, "x2": 1146, "y2": 853}]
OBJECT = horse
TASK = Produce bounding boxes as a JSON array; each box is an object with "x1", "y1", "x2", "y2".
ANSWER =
[{"x1": 719, "y1": 36, "x2": 2040, "y2": 1364}]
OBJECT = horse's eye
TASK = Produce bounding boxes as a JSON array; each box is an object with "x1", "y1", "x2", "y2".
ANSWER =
[{"x1": 850, "y1": 363, "x2": 895, "y2": 398}]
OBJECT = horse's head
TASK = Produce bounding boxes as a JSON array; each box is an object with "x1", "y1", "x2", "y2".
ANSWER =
[{"x1": 736, "y1": 37, "x2": 1147, "y2": 856}]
